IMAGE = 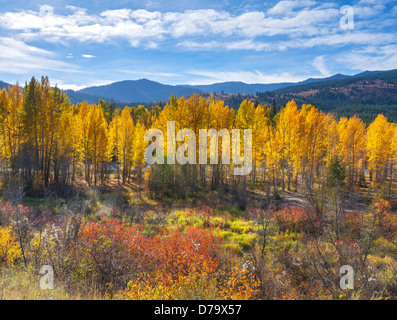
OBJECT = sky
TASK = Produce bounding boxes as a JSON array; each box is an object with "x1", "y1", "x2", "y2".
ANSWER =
[{"x1": 0, "y1": 0, "x2": 396, "y2": 90}]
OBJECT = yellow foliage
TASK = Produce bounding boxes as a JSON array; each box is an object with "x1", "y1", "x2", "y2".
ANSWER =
[
  {"x1": 0, "y1": 226, "x2": 22, "y2": 265},
  {"x1": 338, "y1": 115, "x2": 366, "y2": 185},
  {"x1": 366, "y1": 114, "x2": 393, "y2": 186},
  {"x1": 116, "y1": 267, "x2": 259, "y2": 300}
]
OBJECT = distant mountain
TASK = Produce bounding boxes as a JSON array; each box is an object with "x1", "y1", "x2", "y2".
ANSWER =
[
  {"x1": 77, "y1": 79, "x2": 203, "y2": 103},
  {"x1": 63, "y1": 89, "x2": 108, "y2": 105},
  {"x1": 271, "y1": 69, "x2": 396, "y2": 96},
  {"x1": 0, "y1": 81, "x2": 11, "y2": 90},
  {"x1": 298, "y1": 73, "x2": 351, "y2": 85},
  {"x1": 0, "y1": 69, "x2": 389, "y2": 111},
  {"x1": 184, "y1": 71, "x2": 381, "y2": 95},
  {"x1": 354, "y1": 70, "x2": 382, "y2": 77},
  {"x1": 67, "y1": 71, "x2": 378, "y2": 104},
  {"x1": 184, "y1": 81, "x2": 294, "y2": 94}
]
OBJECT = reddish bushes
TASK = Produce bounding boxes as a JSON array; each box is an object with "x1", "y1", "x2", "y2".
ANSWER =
[
  {"x1": 374, "y1": 199, "x2": 397, "y2": 239},
  {"x1": 273, "y1": 206, "x2": 321, "y2": 233},
  {"x1": 152, "y1": 226, "x2": 219, "y2": 278},
  {"x1": 0, "y1": 200, "x2": 47, "y2": 229},
  {"x1": 77, "y1": 218, "x2": 219, "y2": 294},
  {"x1": 77, "y1": 218, "x2": 150, "y2": 292},
  {"x1": 343, "y1": 210, "x2": 361, "y2": 225}
]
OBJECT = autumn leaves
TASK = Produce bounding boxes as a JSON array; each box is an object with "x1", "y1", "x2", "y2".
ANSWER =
[{"x1": 0, "y1": 77, "x2": 396, "y2": 195}]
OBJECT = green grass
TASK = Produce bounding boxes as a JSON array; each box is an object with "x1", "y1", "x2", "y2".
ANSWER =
[
  {"x1": 0, "y1": 267, "x2": 90, "y2": 300},
  {"x1": 22, "y1": 196, "x2": 45, "y2": 209},
  {"x1": 166, "y1": 208, "x2": 259, "y2": 253},
  {"x1": 0, "y1": 193, "x2": 45, "y2": 209}
]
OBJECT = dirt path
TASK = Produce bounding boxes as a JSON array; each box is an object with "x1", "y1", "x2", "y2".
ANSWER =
[
  {"x1": 249, "y1": 189, "x2": 370, "y2": 212},
  {"x1": 279, "y1": 192, "x2": 309, "y2": 208}
]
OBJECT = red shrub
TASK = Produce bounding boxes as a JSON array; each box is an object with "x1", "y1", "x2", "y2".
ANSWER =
[
  {"x1": 343, "y1": 210, "x2": 363, "y2": 235},
  {"x1": 151, "y1": 226, "x2": 219, "y2": 278},
  {"x1": 77, "y1": 218, "x2": 219, "y2": 293},
  {"x1": 78, "y1": 218, "x2": 152, "y2": 291},
  {"x1": 274, "y1": 206, "x2": 321, "y2": 232},
  {"x1": 374, "y1": 199, "x2": 397, "y2": 239}
]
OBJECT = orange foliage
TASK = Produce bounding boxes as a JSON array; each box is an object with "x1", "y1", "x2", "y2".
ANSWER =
[
  {"x1": 79, "y1": 219, "x2": 222, "y2": 295},
  {"x1": 374, "y1": 199, "x2": 397, "y2": 239},
  {"x1": 151, "y1": 226, "x2": 219, "y2": 278},
  {"x1": 274, "y1": 206, "x2": 321, "y2": 232}
]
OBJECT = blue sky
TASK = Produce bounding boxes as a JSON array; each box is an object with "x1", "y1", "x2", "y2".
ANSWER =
[{"x1": 0, "y1": 0, "x2": 396, "y2": 90}]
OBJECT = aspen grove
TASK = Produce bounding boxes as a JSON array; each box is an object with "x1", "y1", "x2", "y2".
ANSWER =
[{"x1": 0, "y1": 77, "x2": 395, "y2": 196}]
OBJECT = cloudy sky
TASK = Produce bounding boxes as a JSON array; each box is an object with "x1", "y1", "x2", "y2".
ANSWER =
[{"x1": 0, "y1": 0, "x2": 396, "y2": 90}]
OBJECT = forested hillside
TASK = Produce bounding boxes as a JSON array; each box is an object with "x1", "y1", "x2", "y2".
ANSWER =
[{"x1": 257, "y1": 69, "x2": 397, "y2": 123}]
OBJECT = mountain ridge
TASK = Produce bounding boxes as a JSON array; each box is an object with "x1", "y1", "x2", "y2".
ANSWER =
[
  {"x1": 73, "y1": 70, "x2": 384, "y2": 104},
  {"x1": 78, "y1": 79, "x2": 203, "y2": 104},
  {"x1": 0, "y1": 69, "x2": 388, "y2": 105}
]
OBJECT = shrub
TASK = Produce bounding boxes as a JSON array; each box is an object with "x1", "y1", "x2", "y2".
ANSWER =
[
  {"x1": 274, "y1": 206, "x2": 320, "y2": 233},
  {"x1": 374, "y1": 199, "x2": 397, "y2": 239},
  {"x1": 151, "y1": 226, "x2": 219, "y2": 277},
  {"x1": 116, "y1": 265, "x2": 259, "y2": 300},
  {"x1": 77, "y1": 218, "x2": 151, "y2": 294},
  {"x1": 0, "y1": 226, "x2": 22, "y2": 265},
  {"x1": 76, "y1": 218, "x2": 219, "y2": 296},
  {"x1": 115, "y1": 225, "x2": 222, "y2": 300}
]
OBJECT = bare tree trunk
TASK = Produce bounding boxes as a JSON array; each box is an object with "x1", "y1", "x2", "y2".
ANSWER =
[{"x1": 388, "y1": 161, "x2": 393, "y2": 199}]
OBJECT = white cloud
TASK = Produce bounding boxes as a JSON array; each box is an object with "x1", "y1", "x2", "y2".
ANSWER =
[
  {"x1": 179, "y1": 30, "x2": 396, "y2": 52},
  {"x1": 0, "y1": 37, "x2": 77, "y2": 74},
  {"x1": 354, "y1": 0, "x2": 392, "y2": 18},
  {"x1": 0, "y1": 3, "x2": 365, "y2": 49},
  {"x1": 39, "y1": 5, "x2": 54, "y2": 16},
  {"x1": 100, "y1": 9, "x2": 132, "y2": 20},
  {"x1": 55, "y1": 83, "x2": 87, "y2": 91},
  {"x1": 82, "y1": 54, "x2": 95, "y2": 58},
  {"x1": 54, "y1": 79, "x2": 112, "y2": 91},
  {"x1": 312, "y1": 55, "x2": 331, "y2": 77},
  {"x1": 267, "y1": 0, "x2": 317, "y2": 16},
  {"x1": 336, "y1": 45, "x2": 397, "y2": 71},
  {"x1": 116, "y1": 69, "x2": 179, "y2": 78},
  {"x1": 187, "y1": 70, "x2": 307, "y2": 85},
  {"x1": 0, "y1": 2, "x2": 394, "y2": 55},
  {"x1": 178, "y1": 40, "x2": 273, "y2": 51},
  {"x1": 284, "y1": 32, "x2": 396, "y2": 49},
  {"x1": 64, "y1": 6, "x2": 88, "y2": 15},
  {"x1": 145, "y1": 1, "x2": 161, "y2": 10}
]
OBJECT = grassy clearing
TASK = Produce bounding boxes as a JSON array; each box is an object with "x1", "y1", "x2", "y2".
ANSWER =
[{"x1": 0, "y1": 268, "x2": 71, "y2": 300}]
